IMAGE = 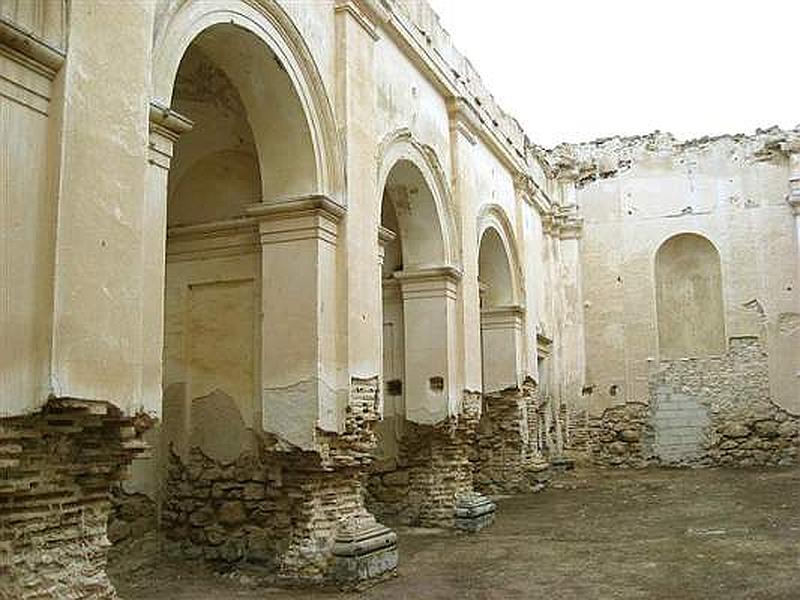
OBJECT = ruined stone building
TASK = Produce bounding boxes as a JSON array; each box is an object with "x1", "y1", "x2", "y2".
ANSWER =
[{"x1": 1, "y1": 0, "x2": 797, "y2": 597}]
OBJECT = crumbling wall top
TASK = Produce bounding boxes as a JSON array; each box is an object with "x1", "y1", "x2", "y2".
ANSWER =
[
  {"x1": 386, "y1": 0, "x2": 554, "y2": 191},
  {"x1": 547, "y1": 126, "x2": 800, "y2": 187}
]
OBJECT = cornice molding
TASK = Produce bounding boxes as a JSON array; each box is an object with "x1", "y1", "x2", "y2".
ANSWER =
[
  {"x1": 356, "y1": 1, "x2": 554, "y2": 206},
  {"x1": 246, "y1": 193, "x2": 346, "y2": 222},
  {"x1": 514, "y1": 173, "x2": 552, "y2": 216},
  {"x1": 0, "y1": 17, "x2": 65, "y2": 75},
  {"x1": 148, "y1": 101, "x2": 194, "y2": 140}
]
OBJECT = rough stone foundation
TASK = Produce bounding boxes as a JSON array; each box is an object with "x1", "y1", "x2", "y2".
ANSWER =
[
  {"x1": 160, "y1": 377, "x2": 396, "y2": 584},
  {"x1": 367, "y1": 393, "x2": 485, "y2": 527},
  {"x1": 107, "y1": 488, "x2": 157, "y2": 547},
  {"x1": 0, "y1": 399, "x2": 145, "y2": 599},
  {"x1": 587, "y1": 402, "x2": 657, "y2": 468},
  {"x1": 583, "y1": 337, "x2": 799, "y2": 468},
  {"x1": 474, "y1": 382, "x2": 547, "y2": 494}
]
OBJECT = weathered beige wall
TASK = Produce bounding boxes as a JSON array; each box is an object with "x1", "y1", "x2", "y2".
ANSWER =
[
  {"x1": 163, "y1": 245, "x2": 260, "y2": 460},
  {"x1": 565, "y1": 133, "x2": 800, "y2": 414},
  {"x1": 49, "y1": 1, "x2": 154, "y2": 413}
]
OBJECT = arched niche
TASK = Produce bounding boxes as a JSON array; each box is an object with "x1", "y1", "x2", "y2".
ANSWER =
[
  {"x1": 377, "y1": 129, "x2": 458, "y2": 270},
  {"x1": 478, "y1": 227, "x2": 514, "y2": 308},
  {"x1": 655, "y1": 233, "x2": 726, "y2": 359},
  {"x1": 162, "y1": 24, "x2": 272, "y2": 462},
  {"x1": 152, "y1": 0, "x2": 343, "y2": 202}
]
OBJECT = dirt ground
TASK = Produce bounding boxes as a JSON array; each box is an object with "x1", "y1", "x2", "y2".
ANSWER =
[{"x1": 111, "y1": 467, "x2": 800, "y2": 599}]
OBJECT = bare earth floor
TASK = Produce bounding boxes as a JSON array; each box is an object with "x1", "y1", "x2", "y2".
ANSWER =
[{"x1": 111, "y1": 468, "x2": 800, "y2": 600}]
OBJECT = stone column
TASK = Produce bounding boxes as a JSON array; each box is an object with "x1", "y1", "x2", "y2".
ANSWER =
[
  {"x1": 248, "y1": 196, "x2": 345, "y2": 451},
  {"x1": 395, "y1": 267, "x2": 462, "y2": 424},
  {"x1": 480, "y1": 305, "x2": 525, "y2": 393}
]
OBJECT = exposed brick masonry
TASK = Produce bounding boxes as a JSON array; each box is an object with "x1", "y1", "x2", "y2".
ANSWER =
[
  {"x1": 474, "y1": 382, "x2": 548, "y2": 494},
  {"x1": 0, "y1": 399, "x2": 145, "y2": 599},
  {"x1": 366, "y1": 393, "x2": 482, "y2": 527}
]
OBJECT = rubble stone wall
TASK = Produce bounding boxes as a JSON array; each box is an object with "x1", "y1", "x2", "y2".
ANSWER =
[
  {"x1": 582, "y1": 337, "x2": 799, "y2": 468},
  {"x1": 587, "y1": 402, "x2": 656, "y2": 468},
  {"x1": 367, "y1": 393, "x2": 481, "y2": 527},
  {"x1": 0, "y1": 400, "x2": 144, "y2": 600},
  {"x1": 155, "y1": 377, "x2": 382, "y2": 583}
]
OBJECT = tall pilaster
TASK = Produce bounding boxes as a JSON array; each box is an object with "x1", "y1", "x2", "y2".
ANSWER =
[{"x1": 141, "y1": 103, "x2": 192, "y2": 417}]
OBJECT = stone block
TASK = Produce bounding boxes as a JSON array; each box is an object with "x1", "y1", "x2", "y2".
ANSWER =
[
  {"x1": 332, "y1": 517, "x2": 398, "y2": 585},
  {"x1": 218, "y1": 501, "x2": 247, "y2": 526},
  {"x1": 454, "y1": 493, "x2": 496, "y2": 533},
  {"x1": 382, "y1": 470, "x2": 409, "y2": 486}
]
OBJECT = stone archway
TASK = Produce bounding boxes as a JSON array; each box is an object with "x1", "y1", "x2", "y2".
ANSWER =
[
  {"x1": 368, "y1": 134, "x2": 493, "y2": 531},
  {"x1": 473, "y1": 207, "x2": 540, "y2": 494},
  {"x1": 124, "y1": 7, "x2": 394, "y2": 584},
  {"x1": 478, "y1": 224, "x2": 523, "y2": 393}
]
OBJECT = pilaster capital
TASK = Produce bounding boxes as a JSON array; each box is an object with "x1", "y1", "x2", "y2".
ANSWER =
[
  {"x1": 394, "y1": 266, "x2": 462, "y2": 301},
  {"x1": 480, "y1": 305, "x2": 525, "y2": 330},
  {"x1": 247, "y1": 194, "x2": 346, "y2": 246},
  {"x1": 149, "y1": 101, "x2": 193, "y2": 140},
  {"x1": 378, "y1": 225, "x2": 397, "y2": 247},
  {"x1": 0, "y1": 18, "x2": 64, "y2": 75},
  {"x1": 148, "y1": 101, "x2": 192, "y2": 169}
]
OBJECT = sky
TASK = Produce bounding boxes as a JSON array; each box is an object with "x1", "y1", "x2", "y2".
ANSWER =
[{"x1": 425, "y1": 0, "x2": 799, "y2": 148}]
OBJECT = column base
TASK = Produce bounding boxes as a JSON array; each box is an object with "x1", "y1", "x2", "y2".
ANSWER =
[
  {"x1": 454, "y1": 492, "x2": 496, "y2": 533},
  {"x1": 332, "y1": 516, "x2": 398, "y2": 585}
]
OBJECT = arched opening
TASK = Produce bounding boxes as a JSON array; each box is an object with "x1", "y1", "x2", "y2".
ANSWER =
[
  {"x1": 158, "y1": 22, "x2": 321, "y2": 556},
  {"x1": 655, "y1": 233, "x2": 725, "y2": 359},
  {"x1": 370, "y1": 152, "x2": 484, "y2": 527},
  {"x1": 478, "y1": 225, "x2": 522, "y2": 393},
  {"x1": 479, "y1": 227, "x2": 514, "y2": 308},
  {"x1": 376, "y1": 158, "x2": 453, "y2": 456}
]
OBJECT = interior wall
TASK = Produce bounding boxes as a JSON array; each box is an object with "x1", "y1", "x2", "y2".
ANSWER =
[{"x1": 577, "y1": 137, "x2": 799, "y2": 414}]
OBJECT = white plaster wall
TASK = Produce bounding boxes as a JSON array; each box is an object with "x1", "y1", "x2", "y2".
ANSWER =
[{"x1": 163, "y1": 248, "x2": 260, "y2": 459}]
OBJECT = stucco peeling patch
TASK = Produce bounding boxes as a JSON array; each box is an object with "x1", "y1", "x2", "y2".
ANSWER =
[{"x1": 262, "y1": 377, "x2": 348, "y2": 451}]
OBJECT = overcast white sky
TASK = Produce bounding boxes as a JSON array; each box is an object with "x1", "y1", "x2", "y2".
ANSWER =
[{"x1": 426, "y1": 0, "x2": 799, "y2": 148}]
